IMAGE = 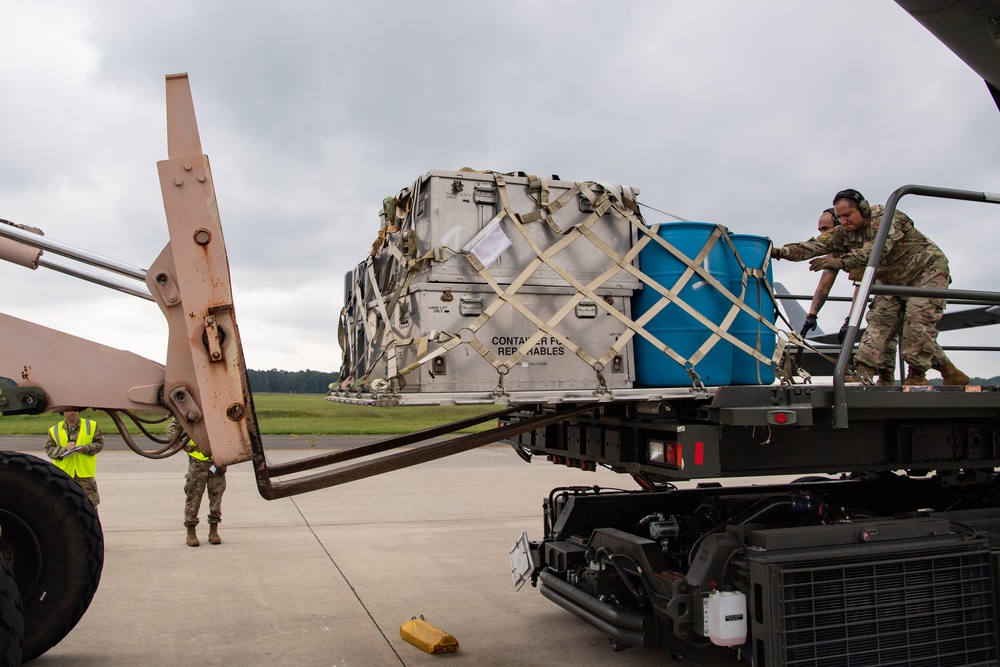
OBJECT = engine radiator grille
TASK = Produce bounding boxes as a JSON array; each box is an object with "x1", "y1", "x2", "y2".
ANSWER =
[{"x1": 749, "y1": 537, "x2": 997, "y2": 667}]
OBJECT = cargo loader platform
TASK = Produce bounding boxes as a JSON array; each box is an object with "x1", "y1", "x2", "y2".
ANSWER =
[{"x1": 325, "y1": 384, "x2": 719, "y2": 407}]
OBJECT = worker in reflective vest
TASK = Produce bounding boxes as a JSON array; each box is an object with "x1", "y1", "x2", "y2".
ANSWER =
[
  {"x1": 44, "y1": 407, "x2": 104, "y2": 507},
  {"x1": 167, "y1": 418, "x2": 227, "y2": 547}
]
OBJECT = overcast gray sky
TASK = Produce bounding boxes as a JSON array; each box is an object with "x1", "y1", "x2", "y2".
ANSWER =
[{"x1": 3, "y1": 1, "x2": 1000, "y2": 377}]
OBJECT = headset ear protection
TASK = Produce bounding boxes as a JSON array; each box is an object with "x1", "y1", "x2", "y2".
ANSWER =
[
  {"x1": 824, "y1": 207, "x2": 840, "y2": 227},
  {"x1": 833, "y1": 189, "x2": 870, "y2": 218}
]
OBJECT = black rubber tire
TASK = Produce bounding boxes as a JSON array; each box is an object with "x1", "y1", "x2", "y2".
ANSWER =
[
  {"x1": 791, "y1": 475, "x2": 835, "y2": 484},
  {"x1": 0, "y1": 553, "x2": 23, "y2": 667},
  {"x1": 0, "y1": 452, "x2": 103, "y2": 663}
]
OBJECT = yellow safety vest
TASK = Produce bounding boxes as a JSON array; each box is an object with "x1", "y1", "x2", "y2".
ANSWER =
[
  {"x1": 49, "y1": 419, "x2": 99, "y2": 478},
  {"x1": 187, "y1": 438, "x2": 211, "y2": 462}
]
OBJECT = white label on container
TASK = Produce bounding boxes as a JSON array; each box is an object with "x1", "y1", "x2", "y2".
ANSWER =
[{"x1": 462, "y1": 214, "x2": 511, "y2": 268}]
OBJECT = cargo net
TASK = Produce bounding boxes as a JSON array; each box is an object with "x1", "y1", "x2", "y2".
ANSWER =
[{"x1": 336, "y1": 170, "x2": 792, "y2": 400}]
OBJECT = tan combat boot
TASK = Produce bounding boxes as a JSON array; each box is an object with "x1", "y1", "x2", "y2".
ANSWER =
[
  {"x1": 209, "y1": 524, "x2": 221, "y2": 545},
  {"x1": 902, "y1": 368, "x2": 930, "y2": 387},
  {"x1": 937, "y1": 360, "x2": 970, "y2": 386},
  {"x1": 849, "y1": 362, "x2": 878, "y2": 384},
  {"x1": 186, "y1": 526, "x2": 200, "y2": 547},
  {"x1": 876, "y1": 369, "x2": 896, "y2": 387}
]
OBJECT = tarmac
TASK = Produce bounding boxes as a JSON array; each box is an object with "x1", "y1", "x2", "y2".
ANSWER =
[{"x1": 4, "y1": 435, "x2": 739, "y2": 667}]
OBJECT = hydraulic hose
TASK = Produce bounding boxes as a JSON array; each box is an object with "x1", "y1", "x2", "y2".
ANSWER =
[{"x1": 594, "y1": 546, "x2": 647, "y2": 605}]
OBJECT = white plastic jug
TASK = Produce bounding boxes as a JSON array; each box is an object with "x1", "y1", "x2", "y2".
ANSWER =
[{"x1": 705, "y1": 589, "x2": 748, "y2": 646}]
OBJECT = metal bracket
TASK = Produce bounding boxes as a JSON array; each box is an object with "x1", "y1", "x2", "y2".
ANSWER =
[
  {"x1": 152, "y1": 271, "x2": 181, "y2": 307},
  {"x1": 0, "y1": 386, "x2": 46, "y2": 415},
  {"x1": 204, "y1": 315, "x2": 225, "y2": 362},
  {"x1": 167, "y1": 384, "x2": 202, "y2": 423}
]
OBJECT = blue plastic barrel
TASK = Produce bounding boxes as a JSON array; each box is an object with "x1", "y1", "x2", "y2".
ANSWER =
[
  {"x1": 633, "y1": 222, "x2": 734, "y2": 387},
  {"x1": 728, "y1": 234, "x2": 776, "y2": 384}
]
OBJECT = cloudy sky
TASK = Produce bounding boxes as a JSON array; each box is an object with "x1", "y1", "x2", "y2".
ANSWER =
[{"x1": 3, "y1": 1, "x2": 1000, "y2": 378}]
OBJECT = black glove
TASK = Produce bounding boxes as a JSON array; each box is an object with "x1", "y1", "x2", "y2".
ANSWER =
[
  {"x1": 838, "y1": 320, "x2": 849, "y2": 344},
  {"x1": 799, "y1": 314, "x2": 818, "y2": 337},
  {"x1": 770, "y1": 246, "x2": 786, "y2": 260}
]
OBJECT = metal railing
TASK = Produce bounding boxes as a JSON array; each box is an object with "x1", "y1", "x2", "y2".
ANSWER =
[{"x1": 829, "y1": 185, "x2": 1000, "y2": 428}]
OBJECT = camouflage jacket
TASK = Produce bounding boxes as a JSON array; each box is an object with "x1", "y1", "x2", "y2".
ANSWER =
[{"x1": 778, "y1": 205, "x2": 949, "y2": 286}]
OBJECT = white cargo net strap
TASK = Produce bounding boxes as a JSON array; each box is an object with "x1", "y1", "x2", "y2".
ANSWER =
[{"x1": 341, "y1": 172, "x2": 787, "y2": 393}]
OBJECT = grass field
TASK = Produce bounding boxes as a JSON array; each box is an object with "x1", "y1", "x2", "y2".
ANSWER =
[{"x1": 0, "y1": 393, "x2": 502, "y2": 436}]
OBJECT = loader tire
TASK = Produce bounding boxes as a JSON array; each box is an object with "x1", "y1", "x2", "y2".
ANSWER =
[
  {"x1": 0, "y1": 452, "x2": 103, "y2": 663},
  {"x1": 0, "y1": 554, "x2": 22, "y2": 667}
]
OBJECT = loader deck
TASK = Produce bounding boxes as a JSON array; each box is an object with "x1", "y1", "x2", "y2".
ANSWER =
[{"x1": 502, "y1": 382, "x2": 1000, "y2": 483}]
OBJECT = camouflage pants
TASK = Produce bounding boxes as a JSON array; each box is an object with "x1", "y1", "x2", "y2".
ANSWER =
[
  {"x1": 73, "y1": 475, "x2": 100, "y2": 508},
  {"x1": 856, "y1": 267, "x2": 950, "y2": 373},
  {"x1": 183, "y1": 457, "x2": 226, "y2": 527},
  {"x1": 870, "y1": 315, "x2": 949, "y2": 378},
  {"x1": 876, "y1": 331, "x2": 899, "y2": 376}
]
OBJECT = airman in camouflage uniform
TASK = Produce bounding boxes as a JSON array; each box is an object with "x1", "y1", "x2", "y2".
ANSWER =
[
  {"x1": 772, "y1": 189, "x2": 969, "y2": 386},
  {"x1": 799, "y1": 209, "x2": 898, "y2": 386},
  {"x1": 44, "y1": 408, "x2": 104, "y2": 507},
  {"x1": 167, "y1": 419, "x2": 227, "y2": 546}
]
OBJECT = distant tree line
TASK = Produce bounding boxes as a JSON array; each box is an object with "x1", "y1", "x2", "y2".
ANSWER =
[
  {"x1": 246, "y1": 369, "x2": 339, "y2": 394},
  {"x1": 1, "y1": 370, "x2": 339, "y2": 394}
]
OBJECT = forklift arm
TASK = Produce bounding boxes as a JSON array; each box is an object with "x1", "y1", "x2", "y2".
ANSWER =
[
  {"x1": 1, "y1": 72, "x2": 568, "y2": 491},
  {"x1": 0, "y1": 73, "x2": 258, "y2": 467}
]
